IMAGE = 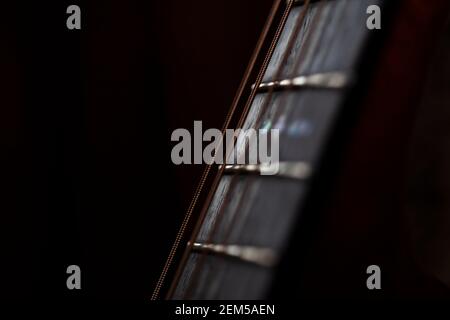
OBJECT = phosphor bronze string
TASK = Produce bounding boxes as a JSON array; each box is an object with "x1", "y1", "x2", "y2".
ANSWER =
[{"x1": 183, "y1": 0, "x2": 316, "y2": 299}]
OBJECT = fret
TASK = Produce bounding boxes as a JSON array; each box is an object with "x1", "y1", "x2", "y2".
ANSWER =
[
  {"x1": 254, "y1": 71, "x2": 349, "y2": 92},
  {"x1": 222, "y1": 162, "x2": 312, "y2": 180},
  {"x1": 190, "y1": 242, "x2": 278, "y2": 268}
]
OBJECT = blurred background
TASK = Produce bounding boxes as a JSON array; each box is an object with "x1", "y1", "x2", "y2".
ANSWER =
[{"x1": 0, "y1": 0, "x2": 274, "y2": 300}]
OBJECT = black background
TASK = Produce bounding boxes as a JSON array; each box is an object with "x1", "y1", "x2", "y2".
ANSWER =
[{"x1": 1, "y1": 0, "x2": 273, "y2": 300}]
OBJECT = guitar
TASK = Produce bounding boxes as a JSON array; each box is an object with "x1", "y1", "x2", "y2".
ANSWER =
[{"x1": 153, "y1": 0, "x2": 450, "y2": 299}]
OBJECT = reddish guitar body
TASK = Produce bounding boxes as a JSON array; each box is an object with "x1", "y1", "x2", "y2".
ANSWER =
[{"x1": 278, "y1": 0, "x2": 450, "y2": 298}]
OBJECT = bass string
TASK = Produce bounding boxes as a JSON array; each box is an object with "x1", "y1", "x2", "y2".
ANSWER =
[{"x1": 183, "y1": 0, "x2": 316, "y2": 299}]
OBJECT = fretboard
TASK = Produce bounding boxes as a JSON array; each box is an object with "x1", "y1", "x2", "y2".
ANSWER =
[{"x1": 172, "y1": 0, "x2": 383, "y2": 299}]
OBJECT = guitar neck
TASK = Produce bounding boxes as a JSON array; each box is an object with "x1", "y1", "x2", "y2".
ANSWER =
[{"x1": 164, "y1": 0, "x2": 387, "y2": 300}]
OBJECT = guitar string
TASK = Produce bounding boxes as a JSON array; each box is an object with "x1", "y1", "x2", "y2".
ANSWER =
[
  {"x1": 163, "y1": 0, "x2": 292, "y2": 299},
  {"x1": 208, "y1": 0, "x2": 331, "y2": 300},
  {"x1": 151, "y1": 0, "x2": 286, "y2": 300},
  {"x1": 182, "y1": 0, "x2": 314, "y2": 299}
]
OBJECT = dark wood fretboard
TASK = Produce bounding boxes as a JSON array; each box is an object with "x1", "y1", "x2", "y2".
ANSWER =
[{"x1": 171, "y1": 0, "x2": 384, "y2": 299}]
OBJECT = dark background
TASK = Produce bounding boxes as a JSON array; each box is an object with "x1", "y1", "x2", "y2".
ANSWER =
[{"x1": 1, "y1": 0, "x2": 273, "y2": 300}]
